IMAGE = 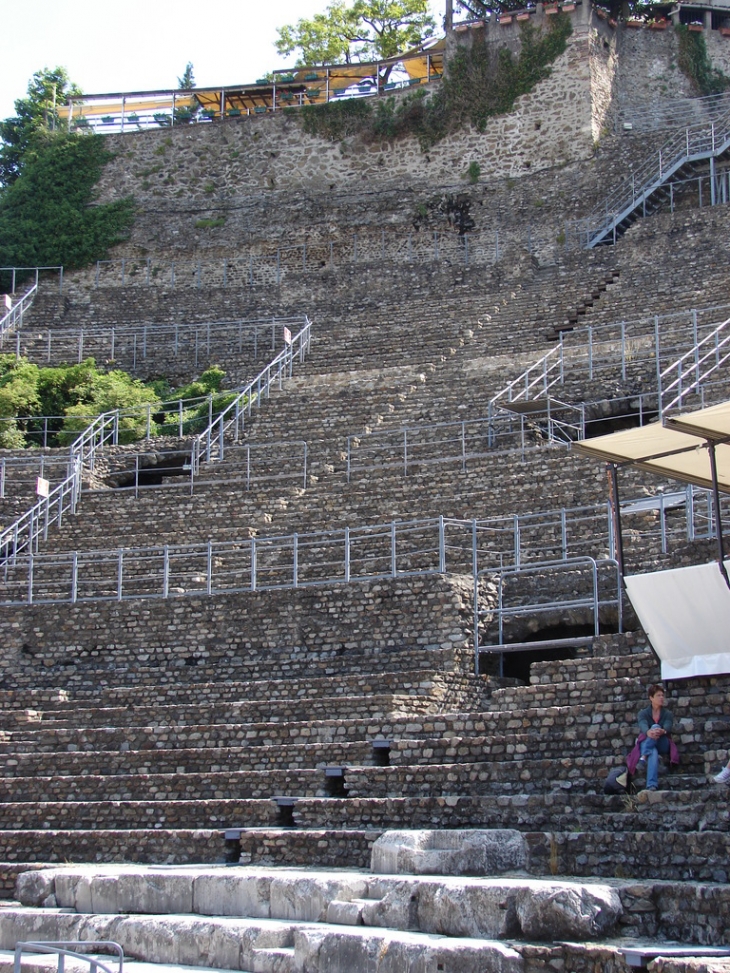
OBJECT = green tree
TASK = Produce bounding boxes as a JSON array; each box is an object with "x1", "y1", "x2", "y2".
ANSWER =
[
  {"x1": 177, "y1": 62, "x2": 196, "y2": 89},
  {"x1": 0, "y1": 67, "x2": 82, "y2": 186},
  {"x1": 275, "y1": 0, "x2": 436, "y2": 65}
]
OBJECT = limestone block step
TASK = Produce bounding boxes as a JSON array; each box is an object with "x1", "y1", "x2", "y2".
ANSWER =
[
  {"x1": 14, "y1": 865, "x2": 624, "y2": 942},
  {"x1": 0, "y1": 908, "x2": 524, "y2": 973},
  {"x1": 7, "y1": 861, "x2": 730, "y2": 946}
]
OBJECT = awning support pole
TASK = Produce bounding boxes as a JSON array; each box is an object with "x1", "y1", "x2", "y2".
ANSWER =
[
  {"x1": 708, "y1": 441, "x2": 730, "y2": 587},
  {"x1": 608, "y1": 463, "x2": 625, "y2": 578}
]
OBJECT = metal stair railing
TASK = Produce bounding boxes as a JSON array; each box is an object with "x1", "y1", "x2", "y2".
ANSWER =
[
  {"x1": 14, "y1": 942, "x2": 123, "y2": 973},
  {"x1": 572, "y1": 110, "x2": 730, "y2": 248},
  {"x1": 0, "y1": 283, "x2": 38, "y2": 340},
  {"x1": 659, "y1": 315, "x2": 730, "y2": 417},
  {"x1": 0, "y1": 456, "x2": 82, "y2": 569},
  {"x1": 193, "y1": 317, "x2": 311, "y2": 468}
]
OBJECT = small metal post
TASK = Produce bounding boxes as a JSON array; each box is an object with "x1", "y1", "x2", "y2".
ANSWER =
[
  {"x1": 390, "y1": 521, "x2": 397, "y2": 577},
  {"x1": 117, "y1": 549, "x2": 124, "y2": 600},
  {"x1": 292, "y1": 533, "x2": 298, "y2": 587},
  {"x1": 163, "y1": 545, "x2": 169, "y2": 598},
  {"x1": 207, "y1": 540, "x2": 213, "y2": 594},
  {"x1": 344, "y1": 526, "x2": 350, "y2": 582}
]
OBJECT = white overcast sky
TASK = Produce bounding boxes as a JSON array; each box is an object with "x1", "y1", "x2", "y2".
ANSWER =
[{"x1": 0, "y1": 0, "x2": 446, "y2": 120}]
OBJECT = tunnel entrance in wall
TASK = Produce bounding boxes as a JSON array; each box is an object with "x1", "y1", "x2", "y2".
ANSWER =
[{"x1": 496, "y1": 622, "x2": 612, "y2": 683}]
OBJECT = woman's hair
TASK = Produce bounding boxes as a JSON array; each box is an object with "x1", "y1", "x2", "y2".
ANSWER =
[{"x1": 647, "y1": 683, "x2": 665, "y2": 698}]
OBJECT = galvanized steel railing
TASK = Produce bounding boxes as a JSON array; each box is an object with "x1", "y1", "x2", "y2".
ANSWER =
[
  {"x1": 0, "y1": 283, "x2": 38, "y2": 339},
  {"x1": 193, "y1": 317, "x2": 311, "y2": 466},
  {"x1": 2, "y1": 489, "x2": 723, "y2": 605},
  {"x1": 14, "y1": 942, "x2": 123, "y2": 973},
  {"x1": 484, "y1": 303, "x2": 730, "y2": 435},
  {"x1": 620, "y1": 91, "x2": 730, "y2": 134},
  {"x1": 659, "y1": 315, "x2": 730, "y2": 416},
  {"x1": 571, "y1": 111, "x2": 730, "y2": 247},
  {"x1": 5, "y1": 313, "x2": 308, "y2": 373},
  {"x1": 475, "y1": 557, "x2": 623, "y2": 669}
]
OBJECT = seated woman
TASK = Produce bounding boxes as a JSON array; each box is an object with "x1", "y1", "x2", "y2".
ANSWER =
[
  {"x1": 626, "y1": 684, "x2": 679, "y2": 791},
  {"x1": 713, "y1": 758, "x2": 730, "y2": 784}
]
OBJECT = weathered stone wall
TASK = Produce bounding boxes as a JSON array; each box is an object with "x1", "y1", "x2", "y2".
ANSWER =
[{"x1": 0, "y1": 575, "x2": 472, "y2": 684}]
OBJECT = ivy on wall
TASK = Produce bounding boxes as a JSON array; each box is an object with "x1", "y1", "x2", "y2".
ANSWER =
[
  {"x1": 0, "y1": 133, "x2": 135, "y2": 291},
  {"x1": 676, "y1": 25, "x2": 730, "y2": 96},
  {"x1": 298, "y1": 15, "x2": 572, "y2": 150}
]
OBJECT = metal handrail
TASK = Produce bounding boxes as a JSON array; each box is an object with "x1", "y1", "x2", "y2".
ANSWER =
[
  {"x1": 193, "y1": 318, "x2": 311, "y2": 466},
  {"x1": 572, "y1": 110, "x2": 730, "y2": 246},
  {"x1": 0, "y1": 457, "x2": 82, "y2": 566},
  {"x1": 2, "y1": 490, "x2": 724, "y2": 605},
  {"x1": 474, "y1": 557, "x2": 623, "y2": 673},
  {"x1": 659, "y1": 316, "x2": 730, "y2": 415},
  {"x1": 14, "y1": 942, "x2": 123, "y2": 973},
  {"x1": 0, "y1": 284, "x2": 38, "y2": 338},
  {"x1": 621, "y1": 91, "x2": 730, "y2": 134}
]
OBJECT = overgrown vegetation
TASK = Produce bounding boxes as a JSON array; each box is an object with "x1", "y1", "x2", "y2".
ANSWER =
[
  {"x1": 0, "y1": 68, "x2": 135, "y2": 292},
  {"x1": 299, "y1": 15, "x2": 572, "y2": 150},
  {"x1": 0, "y1": 134, "x2": 135, "y2": 292},
  {"x1": 676, "y1": 25, "x2": 730, "y2": 96},
  {"x1": 0, "y1": 358, "x2": 234, "y2": 449}
]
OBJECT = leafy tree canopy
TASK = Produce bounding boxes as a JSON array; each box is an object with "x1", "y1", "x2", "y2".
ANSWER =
[
  {"x1": 0, "y1": 67, "x2": 82, "y2": 186},
  {"x1": 275, "y1": 0, "x2": 436, "y2": 65}
]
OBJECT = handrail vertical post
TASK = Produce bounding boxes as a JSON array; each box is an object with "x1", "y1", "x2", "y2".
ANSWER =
[
  {"x1": 117, "y1": 549, "x2": 123, "y2": 601},
  {"x1": 391, "y1": 521, "x2": 396, "y2": 577},
  {"x1": 163, "y1": 545, "x2": 169, "y2": 598},
  {"x1": 207, "y1": 540, "x2": 213, "y2": 595},
  {"x1": 292, "y1": 533, "x2": 298, "y2": 587},
  {"x1": 250, "y1": 537, "x2": 257, "y2": 590},
  {"x1": 71, "y1": 551, "x2": 78, "y2": 603},
  {"x1": 439, "y1": 515, "x2": 446, "y2": 573},
  {"x1": 344, "y1": 526, "x2": 350, "y2": 582}
]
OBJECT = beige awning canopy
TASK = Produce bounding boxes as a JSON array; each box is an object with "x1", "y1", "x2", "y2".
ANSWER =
[
  {"x1": 664, "y1": 399, "x2": 730, "y2": 443},
  {"x1": 573, "y1": 401, "x2": 730, "y2": 494}
]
